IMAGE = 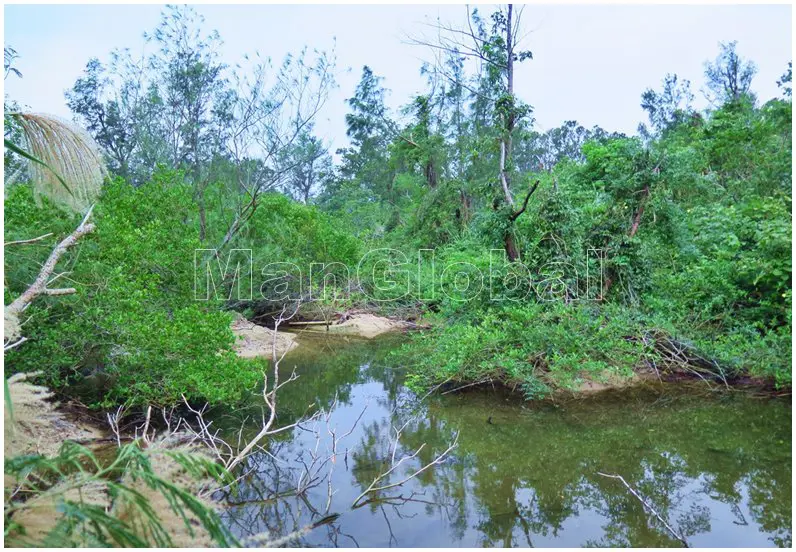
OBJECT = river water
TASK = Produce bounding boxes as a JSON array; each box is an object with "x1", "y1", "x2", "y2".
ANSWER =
[{"x1": 215, "y1": 333, "x2": 791, "y2": 547}]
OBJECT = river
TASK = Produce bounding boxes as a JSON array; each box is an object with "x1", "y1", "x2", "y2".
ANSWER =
[{"x1": 213, "y1": 333, "x2": 791, "y2": 547}]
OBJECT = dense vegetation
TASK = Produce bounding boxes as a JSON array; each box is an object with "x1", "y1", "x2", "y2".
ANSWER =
[{"x1": 4, "y1": 6, "x2": 791, "y2": 411}]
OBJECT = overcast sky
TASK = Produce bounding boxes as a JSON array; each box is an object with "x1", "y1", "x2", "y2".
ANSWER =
[{"x1": 4, "y1": 4, "x2": 792, "y2": 152}]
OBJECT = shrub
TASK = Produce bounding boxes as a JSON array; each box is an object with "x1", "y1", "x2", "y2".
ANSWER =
[{"x1": 4, "y1": 172, "x2": 263, "y2": 406}]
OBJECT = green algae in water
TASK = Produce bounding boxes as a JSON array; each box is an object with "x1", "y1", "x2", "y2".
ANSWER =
[{"x1": 215, "y1": 335, "x2": 791, "y2": 547}]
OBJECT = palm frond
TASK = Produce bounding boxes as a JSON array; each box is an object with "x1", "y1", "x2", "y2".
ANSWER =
[{"x1": 11, "y1": 113, "x2": 107, "y2": 213}]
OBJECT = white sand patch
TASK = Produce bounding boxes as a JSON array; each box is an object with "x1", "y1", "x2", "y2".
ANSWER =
[
  {"x1": 293, "y1": 312, "x2": 411, "y2": 339},
  {"x1": 230, "y1": 313, "x2": 298, "y2": 359}
]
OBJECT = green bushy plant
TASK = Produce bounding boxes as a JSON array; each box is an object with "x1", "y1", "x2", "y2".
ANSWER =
[{"x1": 4, "y1": 172, "x2": 263, "y2": 406}]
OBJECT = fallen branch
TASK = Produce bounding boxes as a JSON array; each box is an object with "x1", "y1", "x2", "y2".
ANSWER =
[
  {"x1": 5, "y1": 205, "x2": 95, "y2": 318},
  {"x1": 352, "y1": 430, "x2": 459, "y2": 509}
]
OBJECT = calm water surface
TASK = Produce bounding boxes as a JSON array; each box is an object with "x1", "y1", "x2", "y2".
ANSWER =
[{"x1": 214, "y1": 334, "x2": 791, "y2": 547}]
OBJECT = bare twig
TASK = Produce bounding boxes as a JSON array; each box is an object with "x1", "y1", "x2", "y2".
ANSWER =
[
  {"x1": 509, "y1": 180, "x2": 540, "y2": 222},
  {"x1": 4, "y1": 233, "x2": 54, "y2": 247},
  {"x1": 352, "y1": 432, "x2": 459, "y2": 509},
  {"x1": 106, "y1": 405, "x2": 125, "y2": 448}
]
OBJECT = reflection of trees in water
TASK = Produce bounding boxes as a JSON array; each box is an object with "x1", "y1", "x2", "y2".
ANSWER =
[
  {"x1": 392, "y1": 388, "x2": 791, "y2": 547},
  {"x1": 214, "y1": 338, "x2": 791, "y2": 547},
  {"x1": 747, "y1": 470, "x2": 792, "y2": 548},
  {"x1": 347, "y1": 401, "x2": 462, "y2": 542}
]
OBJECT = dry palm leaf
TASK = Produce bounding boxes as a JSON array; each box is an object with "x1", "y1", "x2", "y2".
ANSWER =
[{"x1": 11, "y1": 112, "x2": 107, "y2": 212}]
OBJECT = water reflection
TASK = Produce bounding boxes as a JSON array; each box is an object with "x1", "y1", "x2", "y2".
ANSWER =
[{"x1": 214, "y1": 334, "x2": 791, "y2": 547}]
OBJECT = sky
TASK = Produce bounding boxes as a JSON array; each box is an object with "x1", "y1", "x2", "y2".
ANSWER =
[{"x1": 3, "y1": 4, "x2": 792, "y2": 154}]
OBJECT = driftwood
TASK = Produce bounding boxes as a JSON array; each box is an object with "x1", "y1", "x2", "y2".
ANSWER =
[{"x1": 5, "y1": 206, "x2": 95, "y2": 317}]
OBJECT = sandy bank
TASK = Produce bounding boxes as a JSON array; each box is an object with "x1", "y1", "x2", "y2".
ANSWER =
[
  {"x1": 230, "y1": 312, "x2": 298, "y2": 359},
  {"x1": 289, "y1": 312, "x2": 414, "y2": 339}
]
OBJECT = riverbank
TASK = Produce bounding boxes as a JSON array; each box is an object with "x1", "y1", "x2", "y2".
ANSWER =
[
  {"x1": 398, "y1": 301, "x2": 791, "y2": 401},
  {"x1": 231, "y1": 305, "x2": 789, "y2": 400}
]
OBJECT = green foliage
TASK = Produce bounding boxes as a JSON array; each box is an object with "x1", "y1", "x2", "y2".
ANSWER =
[
  {"x1": 404, "y1": 303, "x2": 643, "y2": 398},
  {"x1": 241, "y1": 192, "x2": 361, "y2": 268},
  {"x1": 4, "y1": 172, "x2": 263, "y2": 406},
  {"x1": 399, "y1": 76, "x2": 792, "y2": 395},
  {"x1": 5, "y1": 8, "x2": 791, "y2": 410}
]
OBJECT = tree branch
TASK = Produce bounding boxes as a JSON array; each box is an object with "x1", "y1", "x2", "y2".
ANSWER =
[
  {"x1": 597, "y1": 472, "x2": 689, "y2": 546},
  {"x1": 509, "y1": 180, "x2": 540, "y2": 221},
  {"x1": 5, "y1": 205, "x2": 95, "y2": 317},
  {"x1": 4, "y1": 233, "x2": 54, "y2": 247}
]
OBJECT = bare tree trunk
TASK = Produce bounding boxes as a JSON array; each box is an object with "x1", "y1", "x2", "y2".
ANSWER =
[
  {"x1": 501, "y1": 3, "x2": 519, "y2": 261},
  {"x1": 198, "y1": 196, "x2": 207, "y2": 242},
  {"x1": 504, "y1": 233, "x2": 520, "y2": 262},
  {"x1": 459, "y1": 189, "x2": 471, "y2": 226},
  {"x1": 424, "y1": 158, "x2": 437, "y2": 189}
]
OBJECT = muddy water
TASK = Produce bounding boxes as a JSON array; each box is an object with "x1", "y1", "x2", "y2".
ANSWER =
[{"x1": 215, "y1": 334, "x2": 791, "y2": 547}]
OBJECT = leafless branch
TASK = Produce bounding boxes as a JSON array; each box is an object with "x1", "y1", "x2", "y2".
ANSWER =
[
  {"x1": 106, "y1": 405, "x2": 126, "y2": 448},
  {"x1": 4, "y1": 233, "x2": 54, "y2": 247},
  {"x1": 5, "y1": 205, "x2": 95, "y2": 318},
  {"x1": 352, "y1": 431, "x2": 459, "y2": 509},
  {"x1": 509, "y1": 179, "x2": 540, "y2": 221}
]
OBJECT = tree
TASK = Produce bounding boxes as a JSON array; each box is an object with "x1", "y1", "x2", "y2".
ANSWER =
[
  {"x1": 277, "y1": 128, "x2": 331, "y2": 203},
  {"x1": 335, "y1": 66, "x2": 396, "y2": 216},
  {"x1": 65, "y1": 6, "x2": 336, "y2": 249},
  {"x1": 639, "y1": 73, "x2": 694, "y2": 136},
  {"x1": 214, "y1": 48, "x2": 336, "y2": 250},
  {"x1": 409, "y1": 5, "x2": 537, "y2": 261},
  {"x1": 66, "y1": 58, "x2": 138, "y2": 179},
  {"x1": 146, "y1": 5, "x2": 230, "y2": 239},
  {"x1": 777, "y1": 61, "x2": 792, "y2": 98},
  {"x1": 391, "y1": 94, "x2": 447, "y2": 190},
  {"x1": 340, "y1": 66, "x2": 393, "y2": 176},
  {"x1": 703, "y1": 41, "x2": 757, "y2": 105},
  {"x1": 518, "y1": 121, "x2": 615, "y2": 172}
]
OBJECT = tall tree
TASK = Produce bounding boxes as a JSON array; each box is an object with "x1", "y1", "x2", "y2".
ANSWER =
[
  {"x1": 410, "y1": 5, "x2": 538, "y2": 261},
  {"x1": 277, "y1": 128, "x2": 331, "y2": 204},
  {"x1": 639, "y1": 73, "x2": 694, "y2": 136},
  {"x1": 703, "y1": 41, "x2": 757, "y2": 105},
  {"x1": 337, "y1": 66, "x2": 395, "y2": 209},
  {"x1": 66, "y1": 58, "x2": 137, "y2": 179}
]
